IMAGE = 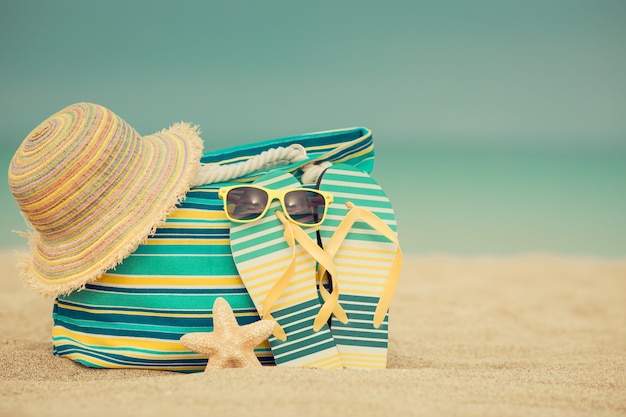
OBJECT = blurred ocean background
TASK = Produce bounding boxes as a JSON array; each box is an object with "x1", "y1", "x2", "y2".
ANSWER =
[{"x1": 1, "y1": 0, "x2": 625, "y2": 257}]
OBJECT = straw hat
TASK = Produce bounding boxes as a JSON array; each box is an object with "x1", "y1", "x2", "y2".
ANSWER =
[{"x1": 8, "y1": 102, "x2": 204, "y2": 297}]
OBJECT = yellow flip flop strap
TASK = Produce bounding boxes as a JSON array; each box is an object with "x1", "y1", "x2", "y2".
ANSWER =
[
  {"x1": 260, "y1": 210, "x2": 297, "y2": 341},
  {"x1": 269, "y1": 211, "x2": 347, "y2": 339},
  {"x1": 322, "y1": 201, "x2": 402, "y2": 328},
  {"x1": 282, "y1": 220, "x2": 349, "y2": 329}
]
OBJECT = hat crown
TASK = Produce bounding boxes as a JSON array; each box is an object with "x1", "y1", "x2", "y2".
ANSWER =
[{"x1": 8, "y1": 103, "x2": 140, "y2": 241}]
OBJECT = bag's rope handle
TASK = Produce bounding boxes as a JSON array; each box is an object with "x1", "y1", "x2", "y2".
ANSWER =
[
  {"x1": 301, "y1": 161, "x2": 333, "y2": 185},
  {"x1": 192, "y1": 144, "x2": 309, "y2": 186}
]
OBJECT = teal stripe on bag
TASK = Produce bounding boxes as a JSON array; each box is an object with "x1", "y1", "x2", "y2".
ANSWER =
[
  {"x1": 112, "y1": 255, "x2": 239, "y2": 276},
  {"x1": 55, "y1": 315, "x2": 208, "y2": 335},
  {"x1": 60, "y1": 291, "x2": 251, "y2": 310}
]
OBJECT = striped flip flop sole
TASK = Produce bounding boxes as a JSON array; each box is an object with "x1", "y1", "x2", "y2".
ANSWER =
[
  {"x1": 317, "y1": 164, "x2": 400, "y2": 369},
  {"x1": 230, "y1": 171, "x2": 343, "y2": 368}
]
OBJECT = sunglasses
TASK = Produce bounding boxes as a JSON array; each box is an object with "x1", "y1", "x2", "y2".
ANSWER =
[{"x1": 218, "y1": 185, "x2": 333, "y2": 227}]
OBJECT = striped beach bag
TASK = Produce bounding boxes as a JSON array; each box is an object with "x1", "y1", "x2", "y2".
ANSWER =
[{"x1": 51, "y1": 127, "x2": 401, "y2": 371}]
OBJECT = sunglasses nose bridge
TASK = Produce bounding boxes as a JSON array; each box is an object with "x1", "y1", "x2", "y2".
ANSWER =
[
  {"x1": 266, "y1": 191, "x2": 282, "y2": 206},
  {"x1": 264, "y1": 190, "x2": 288, "y2": 215}
]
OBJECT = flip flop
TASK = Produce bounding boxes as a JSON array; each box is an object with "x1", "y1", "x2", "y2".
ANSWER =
[
  {"x1": 316, "y1": 164, "x2": 402, "y2": 368},
  {"x1": 228, "y1": 170, "x2": 343, "y2": 368}
]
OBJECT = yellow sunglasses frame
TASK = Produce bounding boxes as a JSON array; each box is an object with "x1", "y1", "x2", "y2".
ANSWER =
[{"x1": 218, "y1": 185, "x2": 334, "y2": 228}]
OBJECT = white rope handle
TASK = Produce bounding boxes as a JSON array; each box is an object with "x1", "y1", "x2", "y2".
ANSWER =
[
  {"x1": 192, "y1": 144, "x2": 308, "y2": 186},
  {"x1": 300, "y1": 161, "x2": 332, "y2": 185}
]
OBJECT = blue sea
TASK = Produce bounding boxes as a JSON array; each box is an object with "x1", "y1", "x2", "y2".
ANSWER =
[{"x1": 2, "y1": 142, "x2": 625, "y2": 257}]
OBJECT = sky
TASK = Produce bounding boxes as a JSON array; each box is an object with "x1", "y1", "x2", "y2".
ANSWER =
[
  {"x1": 1, "y1": 0, "x2": 625, "y2": 151},
  {"x1": 1, "y1": 1, "x2": 625, "y2": 256}
]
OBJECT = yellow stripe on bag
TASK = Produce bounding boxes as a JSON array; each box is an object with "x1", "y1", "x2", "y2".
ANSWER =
[
  {"x1": 332, "y1": 145, "x2": 375, "y2": 166},
  {"x1": 54, "y1": 341, "x2": 196, "y2": 361},
  {"x1": 144, "y1": 239, "x2": 231, "y2": 246},
  {"x1": 166, "y1": 209, "x2": 226, "y2": 221},
  {"x1": 60, "y1": 353, "x2": 126, "y2": 368},
  {"x1": 53, "y1": 327, "x2": 189, "y2": 352},
  {"x1": 98, "y1": 275, "x2": 244, "y2": 287},
  {"x1": 56, "y1": 303, "x2": 210, "y2": 319}
]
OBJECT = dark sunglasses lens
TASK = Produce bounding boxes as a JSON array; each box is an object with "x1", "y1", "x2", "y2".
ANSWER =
[
  {"x1": 283, "y1": 190, "x2": 326, "y2": 225},
  {"x1": 226, "y1": 187, "x2": 269, "y2": 221}
]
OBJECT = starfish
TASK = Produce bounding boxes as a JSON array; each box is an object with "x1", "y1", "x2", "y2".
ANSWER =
[{"x1": 180, "y1": 297, "x2": 276, "y2": 370}]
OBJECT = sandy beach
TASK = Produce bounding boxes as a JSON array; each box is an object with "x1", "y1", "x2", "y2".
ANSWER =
[{"x1": 1, "y1": 250, "x2": 625, "y2": 417}]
